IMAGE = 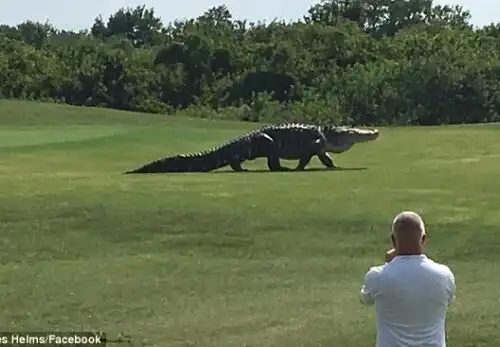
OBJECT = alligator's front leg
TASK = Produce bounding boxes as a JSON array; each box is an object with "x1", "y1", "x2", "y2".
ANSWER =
[
  {"x1": 229, "y1": 160, "x2": 248, "y2": 172},
  {"x1": 317, "y1": 152, "x2": 337, "y2": 169},
  {"x1": 295, "y1": 153, "x2": 314, "y2": 171},
  {"x1": 257, "y1": 133, "x2": 292, "y2": 171},
  {"x1": 266, "y1": 153, "x2": 292, "y2": 172},
  {"x1": 295, "y1": 137, "x2": 327, "y2": 170}
]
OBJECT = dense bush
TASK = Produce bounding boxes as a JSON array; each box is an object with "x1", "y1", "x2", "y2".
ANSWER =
[{"x1": 1, "y1": 1, "x2": 500, "y2": 125}]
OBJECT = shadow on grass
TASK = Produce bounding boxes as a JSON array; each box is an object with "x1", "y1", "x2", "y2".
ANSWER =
[
  {"x1": 124, "y1": 167, "x2": 368, "y2": 174},
  {"x1": 211, "y1": 166, "x2": 368, "y2": 174}
]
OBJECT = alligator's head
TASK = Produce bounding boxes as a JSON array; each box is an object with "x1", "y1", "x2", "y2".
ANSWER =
[{"x1": 321, "y1": 126, "x2": 379, "y2": 154}]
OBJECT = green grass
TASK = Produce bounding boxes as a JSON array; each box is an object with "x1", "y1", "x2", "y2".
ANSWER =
[{"x1": 1, "y1": 99, "x2": 500, "y2": 347}]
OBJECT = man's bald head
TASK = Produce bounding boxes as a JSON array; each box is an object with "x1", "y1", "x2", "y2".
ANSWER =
[{"x1": 391, "y1": 211, "x2": 426, "y2": 247}]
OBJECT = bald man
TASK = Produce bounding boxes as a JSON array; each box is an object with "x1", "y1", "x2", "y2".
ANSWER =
[{"x1": 359, "y1": 211, "x2": 456, "y2": 347}]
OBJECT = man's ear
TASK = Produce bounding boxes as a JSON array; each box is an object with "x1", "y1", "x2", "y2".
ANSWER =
[
  {"x1": 391, "y1": 234, "x2": 395, "y2": 246},
  {"x1": 421, "y1": 233, "x2": 427, "y2": 245}
]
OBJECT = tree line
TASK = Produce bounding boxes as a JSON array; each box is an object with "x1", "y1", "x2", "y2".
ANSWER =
[{"x1": 2, "y1": 0, "x2": 500, "y2": 126}]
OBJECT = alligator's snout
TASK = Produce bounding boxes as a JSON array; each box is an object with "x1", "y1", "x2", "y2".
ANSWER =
[{"x1": 357, "y1": 128, "x2": 379, "y2": 142}]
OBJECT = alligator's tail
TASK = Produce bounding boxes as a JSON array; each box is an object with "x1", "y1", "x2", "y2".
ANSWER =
[
  {"x1": 125, "y1": 127, "x2": 263, "y2": 174},
  {"x1": 125, "y1": 149, "x2": 228, "y2": 173},
  {"x1": 124, "y1": 131, "x2": 256, "y2": 175}
]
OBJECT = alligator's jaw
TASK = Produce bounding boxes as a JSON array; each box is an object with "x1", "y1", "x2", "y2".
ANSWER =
[
  {"x1": 354, "y1": 128, "x2": 379, "y2": 143},
  {"x1": 326, "y1": 142, "x2": 355, "y2": 154},
  {"x1": 323, "y1": 127, "x2": 379, "y2": 153}
]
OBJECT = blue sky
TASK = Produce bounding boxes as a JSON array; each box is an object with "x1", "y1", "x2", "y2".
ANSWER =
[{"x1": 0, "y1": 0, "x2": 498, "y2": 30}]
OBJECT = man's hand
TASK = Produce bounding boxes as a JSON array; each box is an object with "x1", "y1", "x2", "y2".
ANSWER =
[{"x1": 385, "y1": 248, "x2": 396, "y2": 263}]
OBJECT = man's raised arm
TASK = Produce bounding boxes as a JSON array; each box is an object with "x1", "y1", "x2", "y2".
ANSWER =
[
  {"x1": 445, "y1": 266, "x2": 456, "y2": 305},
  {"x1": 359, "y1": 267, "x2": 379, "y2": 306}
]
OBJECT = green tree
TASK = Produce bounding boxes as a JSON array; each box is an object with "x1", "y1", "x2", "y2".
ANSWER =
[{"x1": 1, "y1": 1, "x2": 500, "y2": 126}]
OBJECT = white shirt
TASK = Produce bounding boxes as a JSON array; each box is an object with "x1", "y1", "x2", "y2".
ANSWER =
[{"x1": 359, "y1": 254, "x2": 456, "y2": 347}]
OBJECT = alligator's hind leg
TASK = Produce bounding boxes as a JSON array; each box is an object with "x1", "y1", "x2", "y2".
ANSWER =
[
  {"x1": 317, "y1": 152, "x2": 337, "y2": 169},
  {"x1": 256, "y1": 134, "x2": 291, "y2": 171}
]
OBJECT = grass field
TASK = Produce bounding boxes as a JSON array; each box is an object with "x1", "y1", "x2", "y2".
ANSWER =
[{"x1": 1, "y1": 99, "x2": 500, "y2": 347}]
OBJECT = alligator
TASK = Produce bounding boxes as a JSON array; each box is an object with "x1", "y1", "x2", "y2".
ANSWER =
[{"x1": 124, "y1": 123, "x2": 379, "y2": 173}]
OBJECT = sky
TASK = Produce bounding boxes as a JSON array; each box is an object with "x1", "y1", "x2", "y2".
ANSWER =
[{"x1": 0, "y1": 0, "x2": 498, "y2": 31}]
